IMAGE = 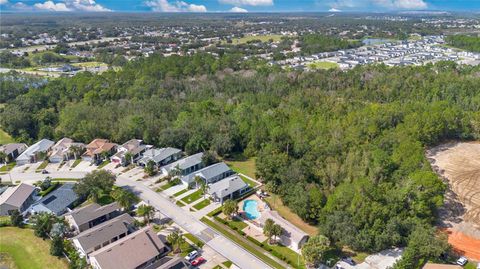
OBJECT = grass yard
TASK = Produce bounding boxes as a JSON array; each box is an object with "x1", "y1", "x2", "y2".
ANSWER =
[
  {"x1": 0, "y1": 129, "x2": 14, "y2": 145},
  {"x1": 184, "y1": 233, "x2": 205, "y2": 248},
  {"x1": 181, "y1": 190, "x2": 203, "y2": 204},
  {"x1": 71, "y1": 61, "x2": 107, "y2": 68},
  {"x1": 0, "y1": 162, "x2": 16, "y2": 172},
  {"x1": 225, "y1": 34, "x2": 284, "y2": 45},
  {"x1": 307, "y1": 61, "x2": 339, "y2": 70},
  {"x1": 225, "y1": 154, "x2": 257, "y2": 179},
  {"x1": 51, "y1": 178, "x2": 79, "y2": 182},
  {"x1": 35, "y1": 160, "x2": 49, "y2": 172},
  {"x1": 70, "y1": 159, "x2": 81, "y2": 168},
  {"x1": 193, "y1": 199, "x2": 211, "y2": 210},
  {"x1": 0, "y1": 227, "x2": 68, "y2": 269},
  {"x1": 227, "y1": 218, "x2": 248, "y2": 231},
  {"x1": 160, "y1": 181, "x2": 180, "y2": 191},
  {"x1": 201, "y1": 217, "x2": 285, "y2": 269},
  {"x1": 240, "y1": 175, "x2": 258, "y2": 188},
  {"x1": 173, "y1": 188, "x2": 188, "y2": 197},
  {"x1": 97, "y1": 160, "x2": 110, "y2": 169},
  {"x1": 176, "y1": 200, "x2": 186, "y2": 207},
  {"x1": 268, "y1": 244, "x2": 306, "y2": 269},
  {"x1": 223, "y1": 261, "x2": 233, "y2": 268},
  {"x1": 265, "y1": 194, "x2": 318, "y2": 236}
]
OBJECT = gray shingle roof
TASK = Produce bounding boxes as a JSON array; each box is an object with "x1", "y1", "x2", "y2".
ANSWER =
[
  {"x1": 139, "y1": 147, "x2": 182, "y2": 165},
  {"x1": 68, "y1": 202, "x2": 120, "y2": 227},
  {"x1": 31, "y1": 183, "x2": 78, "y2": 215},
  {"x1": 181, "y1": 162, "x2": 232, "y2": 185},
  {"x1": 162, "y1": 152, "x2": 203, "y2": 173},
  {"x1": 73, "y1": 213, "x2": 135, "y2": 253},
  {"x1": 16, "y1": 139, "x2": 54, "y2": 162},
  {"x1": 207, "y1": 175, "x2": 248, "y2": 199},
  {"x1": 89, "y1": 226, "x2": 166, "y2": 269},
  {"x1": 0, "y1": 183, "x2": 35, "y2": 208}
]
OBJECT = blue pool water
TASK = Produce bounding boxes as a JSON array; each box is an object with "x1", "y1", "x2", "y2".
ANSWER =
[{"x1": 243, "y1": 200, "x2": 260, "y2": 220}]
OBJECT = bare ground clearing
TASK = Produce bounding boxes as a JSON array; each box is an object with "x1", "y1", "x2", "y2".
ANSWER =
[{"x1": 427, "y1": 141, "x2": 480, "y2": 260}]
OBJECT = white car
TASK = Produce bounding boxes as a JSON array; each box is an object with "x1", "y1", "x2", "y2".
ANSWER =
[
  {"x1": 186, "y1": 250, "x2": 199, "y2": 261},
  {"x1": 456, "y1": 256, "x2": 468, "y2": 266}
]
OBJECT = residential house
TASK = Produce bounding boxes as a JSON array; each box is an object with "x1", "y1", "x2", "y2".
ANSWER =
[
  {"x1": 161, "y1": 152, "x2": 204, "y2": 180},
  {"x1": 82, "y1": 139, "x2": 117, "y2": 164},
  {"x1": 137, "y1": 147, "x2": 182, "y2": 168},
  {"x1": 65, "y1": 202, "x2": 121, "y2": 233},
  {"x1": 72, "y1": 213, "x2": 136, "y2": 257},
  {"x1": 181, "y1": 162, "x2": 234, "y2": 186},
  {"x1": 16, "y1": 139, "x2": 54, "y2": 165},
  {"x1": 0, "y1": 183, "x2": 36, "y2": 215},
  {"x1": 207, "y1": 175, "x2": 249, "y2": 203},
  {"x1": 258, "y1": 210, "x2": 309, "y2": 251},
  {"x1": 0, "y1": 143, "x2": 28, "y2": 162},
  {"x1": 49, "y1": 138, "x2": 85, "y2": 163},
  {"x1": 144, "y1": 256, "x2": 190, "y2": 269},
  {"x1": 30, "y1": 183, "x2": 79, "y2": 216},
  {"x1": 89, "y1": 226, "x2": 167, "y2": 269},
  {"x1": 110, "y1": 139, "x2": 151, "y2": 166}
]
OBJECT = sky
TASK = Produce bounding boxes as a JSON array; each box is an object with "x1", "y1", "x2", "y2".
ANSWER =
[{"x1": 0, "y1": 0, "x2": 479, "y2": 13}]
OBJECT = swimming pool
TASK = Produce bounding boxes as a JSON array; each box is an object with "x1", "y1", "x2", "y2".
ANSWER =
[{"x1": 243, "y1": 199, "x2": 260, "y2": 220}]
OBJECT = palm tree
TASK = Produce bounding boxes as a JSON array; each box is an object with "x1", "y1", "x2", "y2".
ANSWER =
[
  {"x1": 271, "y1": 224, "x2": 283, "y2": 244},
  {"x1": 88, "y1": 186, "x2": 103, "y2": 203},
  {"x1": 166, "y1": 231, "x2": 185, "y2": 254},
  {"x1": 169, "y1": 164, "x2": 182, "y2": 178},
  {"x1": 69, "y1": 145, "x2": 85, "y2": 160},
  {"x1": 222, "y1": 199, "x2": 238, "y2": 220},
  {"x1": 137, "y1": 204, "x2": 155, "y2": 224},
  {"x1": 200, "y1": 180, "x2": 210, "y2": 199},
  {"x1": 263, "y1": 218, "x2": 275, "y2": 244},
  {"x1": 111, "y1": 188, "x2": 139, "y2": 211},
  {"x1": 124, "y1": 152, "x2": 134, "y2": 166},
  {"x1": 0, "y1": 152, "x2": 7, "y2": 164},
  {"x1": 194, "y1": 175, "x2": 203, "y2": 189}
]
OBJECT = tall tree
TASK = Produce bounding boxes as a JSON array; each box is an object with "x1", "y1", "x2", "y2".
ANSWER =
[
  {"x1": 301, "y1": 235, "x2": 331, "y2": 266},
  {"x1": 74, "y1": 170, "x2": 115, "y2": 200},
  {"x1": 137, "y1": 204, "x2": 155, "y2": 224}
]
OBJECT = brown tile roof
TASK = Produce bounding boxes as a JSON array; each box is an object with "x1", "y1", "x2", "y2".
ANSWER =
[
  {"x1": 90, "y1": 226, "x2": 166, "y2": 269},
  {"x1": 83, "y1": 139, "x2": 117, "y2": 157}
]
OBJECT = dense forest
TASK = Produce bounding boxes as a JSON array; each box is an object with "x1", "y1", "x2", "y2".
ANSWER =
[
  {"x1": 446, "y1": 34, "x2": 480, "y2": 52},
  {"x1": 1, "y1": 54, "x2": 480, "y2": 268}
]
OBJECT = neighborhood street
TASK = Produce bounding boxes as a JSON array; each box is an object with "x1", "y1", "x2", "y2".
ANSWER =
[{"x1": 1, "y1": 168, "x2": 272, "y2": 269}]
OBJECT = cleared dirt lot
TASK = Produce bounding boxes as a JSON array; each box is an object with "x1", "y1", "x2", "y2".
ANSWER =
[{"x1": 427, "y1": 141, "x2": 480, "y2": 260}]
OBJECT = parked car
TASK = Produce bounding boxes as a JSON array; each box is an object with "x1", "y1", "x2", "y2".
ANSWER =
[
  {"x1": 457, "y1": 256, "x2": 468, "y2": 266},
  {"x1": 191, "y1": 257, "x2": 206, "y2": 266},
  {"x1": 41, "y1": 169, "x2": 49, "y2": 174},
  {"x1": 186, "y1": 250, "x2": 199, "y2": 261}
]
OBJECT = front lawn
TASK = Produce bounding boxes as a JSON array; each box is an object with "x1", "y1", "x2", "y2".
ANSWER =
[
  {"x1": 184, "y1": 233, "x2": 205, "y2": 248},
  {"x1": 159, "y1": 180, "x2": 179, "y2": 191},
  {"x1": 227, "y1": 218, "x2": 248, "y2": 231},
  {"x1": 35, "y1": 161, "x2": 49, "y2": 172},
  {"x1": 240, "y1": 175, "x2": 258, "y2": 188},
  {"x1": 97, "y1": 160, "x2": 110, "y2": 169},
  {"x1": 181, "y1": 190, "x2": 203, "y2": 204},
  {"x1": 0, "y1": 227, "x2": 68, "y2": 269},
  {"x1": 193, "y1": 199, "x2": 211, "y2": 210},
  {"x1": 0, "y1": 162, "x2": 16, "y2": 172},
  {"x1": 70, "y1": 159, "x2": 81, "y2": 168},
  {"x1": 173, "y1": 188, "x2": 188, "y2": 197}
]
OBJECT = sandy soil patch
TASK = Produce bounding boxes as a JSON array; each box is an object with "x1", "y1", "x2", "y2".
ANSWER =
[{"x1": 427, "y1": 141, "x2": 480, "y2": 260}]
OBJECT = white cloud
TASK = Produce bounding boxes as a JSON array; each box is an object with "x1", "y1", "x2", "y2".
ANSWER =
[
  {"x1": 145, "y1": 0, "x2": 207, "y2": 12},
  {"x1": 374, "y1": 0, "x2": 427, "y2": 9},
  {"x1": 230, "y1": 6, "x2": 248, "y2": 12},
  {"x1": 32, "y1": 0, "x2": 111, "y2": 11},
  {"x1": 328, "y1": 7, "x2": 341, "y2": 12},
  {"x1": 34, "y1": 1, "x2": 71, "y2": 11},
  {"x1": 219, "y1": 0, "x2": 273, "y2": 6},
  {"x1": 0, "y1": 0, "x2": 8, "y2": 5}
]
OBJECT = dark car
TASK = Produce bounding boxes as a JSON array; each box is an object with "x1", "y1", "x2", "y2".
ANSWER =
[
  {"x1": 343, "y1": 257, "x2": 356, "y2": 266},
  {"x1": 41, "y1": 170, "x2": 49, "y2": 174}
]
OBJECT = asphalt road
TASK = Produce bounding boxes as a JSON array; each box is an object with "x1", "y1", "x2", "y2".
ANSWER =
[{"x1": 3, "y1": 169, "x2": 272, "y2": 269}]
